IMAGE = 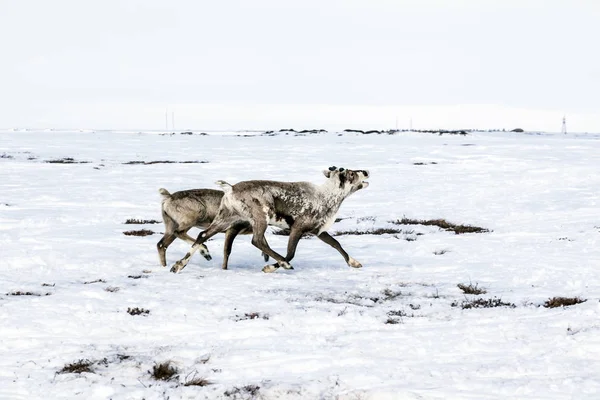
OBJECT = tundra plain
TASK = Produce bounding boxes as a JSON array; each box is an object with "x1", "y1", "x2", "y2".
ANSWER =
[{"x1": 1, "y1": 129, "x2": 599, "y2": 399}]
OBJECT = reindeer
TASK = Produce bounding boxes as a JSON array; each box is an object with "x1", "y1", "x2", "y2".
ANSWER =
[
  {"x1": 170, "y1": 167, "x2": 369, "y2": 273},
  {"x1": 157, "y1": 188, "x2": 268, "y2": 270}
]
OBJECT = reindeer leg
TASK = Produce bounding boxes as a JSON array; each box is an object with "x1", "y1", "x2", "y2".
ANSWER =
[
  {"x1": 176, "y1": 230, "x2": 212, "y2": 261},
  {"x1": 222, "y1": 226, "x2": 243, "y2": 270},
  {"x1": 261, "y1": 227, "x2": 304, "y2": 272},
  {"x1": 249, "y1": 219, "x2": 291, "y2": 273},
  {"x1": 317, "y1": 232, "x2": 362, "y2": 268},
  {"x1": 157, "y1": 233, "x2": 177, "y2": 267},
  {"x1": 170, "y1": 223, "x2": 224, "y2": 273}
]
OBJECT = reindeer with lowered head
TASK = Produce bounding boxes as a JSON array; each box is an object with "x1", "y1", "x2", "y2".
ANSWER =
[{"x1": 170, "y1": 166, "x2": 370, "y2": 273}]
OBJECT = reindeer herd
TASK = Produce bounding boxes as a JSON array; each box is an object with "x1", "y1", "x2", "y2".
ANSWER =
[{"x1": 157, "y1": 167, "x2": 370, "y2": 273}]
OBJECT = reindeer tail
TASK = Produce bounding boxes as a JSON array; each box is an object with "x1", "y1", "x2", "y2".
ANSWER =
[
  {"x1": 158, "y1": 188, "x2": 171, "y2": 199},
  {"x1": 215, "y1": 180, "x2": 233, "y2": 193}
]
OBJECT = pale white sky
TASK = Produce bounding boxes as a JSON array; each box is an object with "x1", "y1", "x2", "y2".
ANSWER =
[{"x1": 1, "y1": 0, "x2": 599, "y2": 131}]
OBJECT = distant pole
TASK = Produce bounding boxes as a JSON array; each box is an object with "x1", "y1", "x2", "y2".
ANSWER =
[{"x1": 561, "y1": 115, "x2": 567, "y2": 134}]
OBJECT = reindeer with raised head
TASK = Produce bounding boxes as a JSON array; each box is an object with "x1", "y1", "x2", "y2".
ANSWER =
[
  {"x1": 157, "y1": 188, "x2": 268, "y2": 270},
  {"x1": 170, "y1": 166, "x2": 370, "y2": 273}
]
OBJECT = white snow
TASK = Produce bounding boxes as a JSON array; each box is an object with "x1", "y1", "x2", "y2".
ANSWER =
[{"x1": 1, "y1": 129, "x2": 599, "y2": 399}]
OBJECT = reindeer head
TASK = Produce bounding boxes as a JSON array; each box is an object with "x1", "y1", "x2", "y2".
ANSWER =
[{"x1": 322, "y1": 166, "x2": 370, "y2": 194}]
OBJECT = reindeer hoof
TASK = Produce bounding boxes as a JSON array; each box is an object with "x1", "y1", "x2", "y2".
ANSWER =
[
  {"x1": 202, "y1": 253, "x2": 212, "y2": 261},
  {"x1": 347, "y1": 257, "x2": 363, "y2": 268},
  {"x1": 278, "y1": 261, "x2": 293, "y2": 270},
  {"x1": 262, "y1": 264, "x2": 280, "y2": 273},
  {"x1": 170, "y1": 262, "x2": 185, "y2": 273}
]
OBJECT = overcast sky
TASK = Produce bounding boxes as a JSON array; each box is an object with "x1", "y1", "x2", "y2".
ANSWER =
[{"x1": 1, "y1": 0, "x2": 599, "y2": 132}]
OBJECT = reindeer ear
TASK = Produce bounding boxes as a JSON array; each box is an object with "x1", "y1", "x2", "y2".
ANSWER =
[{"x1": 323, "y1": 170, "x2": 332, "y2": 178}]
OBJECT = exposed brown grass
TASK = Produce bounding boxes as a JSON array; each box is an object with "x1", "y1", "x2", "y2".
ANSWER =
[
  {"x1": 127, "y1": 274, "x2": 148, "y2": 279},
  {"x1": 184, "y1": 376, "x2": 213, "y2": 387},
  {"x1": 224, "y1": 385, "x2": 261, "y2": 398},
  {"x1": 45, "y1": 157, "x2": 90, "y2": 164},
  {"x1": 7, "y1": 291, "x2": 51, "y2": 296},
  {"x1": 544, "y1": 297, "x2": 586, "y2": 308},
  {"x1": 58, "y1": 359, "x2": 94, "y2": 374},
  {"x1": 393, "y1": 218, "x2": 489, "y2": 234},
  {"x1": 457, "y1": 283, "x2": 487, "y2": 295},
  {"x1": 234, "y1": 312, "x2": 269, "y2": 321},
  {"x1": 334, "y1": 227, "x2": 408, "y2": 236},
  {"x1": 151, "y1": 361, "x2": 178, "y2": 381},
  {"x1": 83, "y1": 279, "x2": 106, "y2": 284},
  {"x1": 127, "y1": 307, "x2": 150, "y2": 316},
  {"x1": 452, "y1": 297, "x2": 515, "y2": 309},
  {"x1": 123, "y1": 229, "x2": 155, "y2": 236},
  {"x1": 123, "y1": 160, "x2": 208, "y2": 165},
  {"x1": 124, "y1": 219, "x2": 160, "y2": 224}
]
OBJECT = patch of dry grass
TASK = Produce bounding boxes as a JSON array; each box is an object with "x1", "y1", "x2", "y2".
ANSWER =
[
  {"x1": 457, "y1": 283, "x2": 487, "y2": 295},
  {"x1": 123, "y1": 229, "x2": 155, "y2": 236},
  {"x1": 544, "y1": 297, "x2": 586, "y2": 308},
  {"x1": 58, "y1": 359, "x2": 94, "y2": 374},
  {"x1": 151, "y1": 361, "x2": 178, "y2": 381},
  {"x1": 224, "y1": 385, "x2": 261, "y2": 398},
  {"x1": 452, "y1": 297, "x2": 515, "y2": 309},
  {"x1": 334, "y1": 227, "x2": 408, "y2": 236},
  {"x1": 7, "y1": 291, "x2": 51, "y2": 296},
  {"x1": 184, "y1": 376, "x2": 212, "y2": 387},
  {"x1": 127, "y1": 307, "x2": 150, "y2": 316},
  {"x1": 234, "y1": 312, "x2": 269, "y2": 321},
  {"x1": 393, "y1": 218, "x2": 489, "y2": 234},
  {"x1": 45, "y1": 157, "x2": 90, "y2": 164},
  {"x1": 123, "y1": 160, "x2": 208, "y2": 165},
  {"x1": 124, "y1": 219, "x2": 161, "y2": 224}
]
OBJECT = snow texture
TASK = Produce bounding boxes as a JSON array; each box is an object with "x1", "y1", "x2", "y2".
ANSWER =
[{"x1": 1, "y1": 129, "x2": 599, "y2": 399}]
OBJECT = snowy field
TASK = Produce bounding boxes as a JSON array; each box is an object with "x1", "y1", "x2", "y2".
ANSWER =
[{"x1": 1, "y1": 129, "x2": 599, "y2": 399}]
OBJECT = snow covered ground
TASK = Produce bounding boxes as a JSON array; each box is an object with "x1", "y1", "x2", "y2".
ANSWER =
[{"x1": 1, "y1": 129, "x2": 599, "y2": 399}]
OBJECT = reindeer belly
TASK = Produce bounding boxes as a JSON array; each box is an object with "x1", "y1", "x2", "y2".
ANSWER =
[{"x1": 268, "y1": 212, "x2": 294, "y2": 229}]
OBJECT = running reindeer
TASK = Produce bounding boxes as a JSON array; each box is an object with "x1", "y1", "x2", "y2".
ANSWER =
[{"x1": 170, "y1": 166, "x2": 370, "y2": 273}]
